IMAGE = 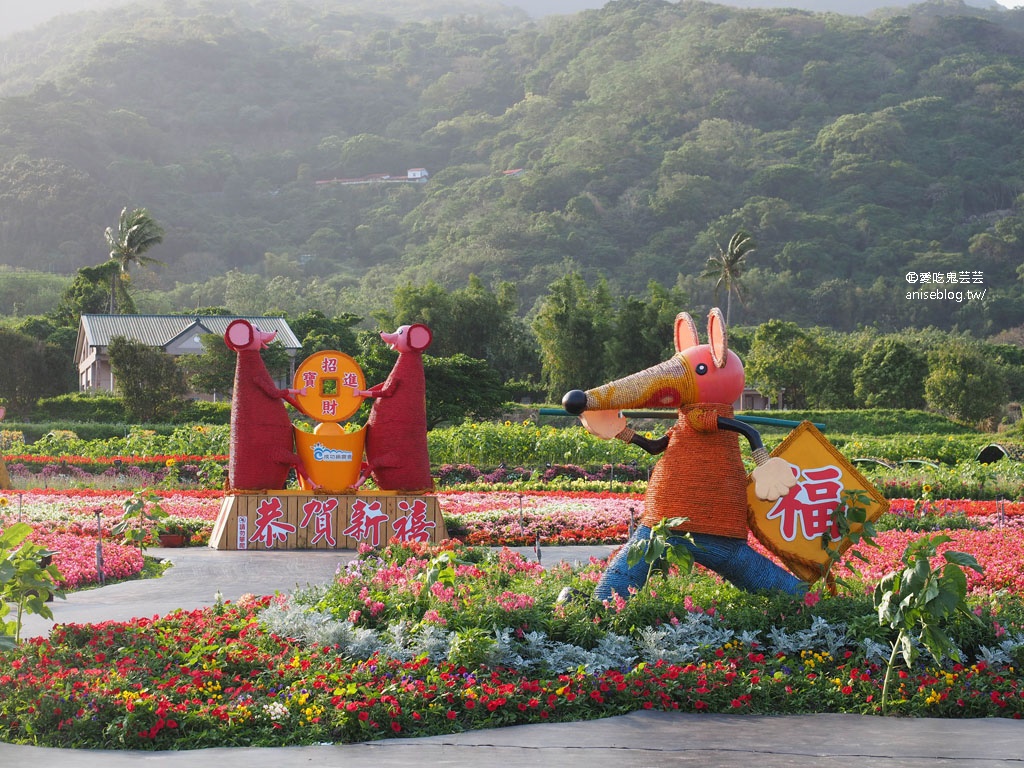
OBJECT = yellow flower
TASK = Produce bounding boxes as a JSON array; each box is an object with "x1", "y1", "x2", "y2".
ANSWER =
[
  {"x1": 165, "y1": 458, "x2": 177, "y2": 467},
  {"x1": 0, "y1": 497, "x2": 8, "y2": 507}
]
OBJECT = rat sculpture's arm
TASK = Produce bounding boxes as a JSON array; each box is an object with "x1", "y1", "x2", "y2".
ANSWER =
[
  {"x1": 579, "y1": 409, "x2": 670, "y2": 454},
  {"x1": 718, "y1": 416, "x2": 796, "y2": 501},
  {"x1": 579, "y1": 409, "x2": 795, "y2": 501}
]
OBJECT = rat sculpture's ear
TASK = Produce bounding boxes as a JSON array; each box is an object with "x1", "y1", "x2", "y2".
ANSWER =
[
  {"x1": 224, "y1": 319, "x2": 254, "y2": 351},
  {"x1": 707, "y1": 308, "x2": 728, "y2": 369},
  {"x1": 407, "y1": 323, "x2": 433, "y2": 351},
  {"x1": 674, "y1": 312, "x2": 699, "y2": 353}
]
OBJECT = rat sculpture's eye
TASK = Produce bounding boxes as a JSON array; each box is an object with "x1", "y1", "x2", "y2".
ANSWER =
[{"x1": 695, "y1": 363, "x2": 708, "y2": 375}]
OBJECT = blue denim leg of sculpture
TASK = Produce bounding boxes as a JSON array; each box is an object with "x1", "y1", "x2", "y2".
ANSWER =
[{"x1": 594, "y1": 525, "x2": 805, "y2": 601}]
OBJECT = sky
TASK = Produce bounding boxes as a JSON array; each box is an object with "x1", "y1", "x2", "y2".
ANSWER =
[
  {"x1": 2, "y1": 0, "x2": 129, "y2": 38},
  {"x1": 1, "y1": 0, "x2": 1021, "y2": 40}
]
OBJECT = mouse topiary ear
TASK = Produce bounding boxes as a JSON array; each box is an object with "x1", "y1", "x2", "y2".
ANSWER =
[
  {"x1": 707, "y1": 308, "x2": 728, "y2": 368},
  {"x1": 407, "y1": 323, "x2": 433, "y2": 351},
  {"x1": 224, "y1": 319, "x2": 253, "y2": 351},
  {"x1": 674, "y1": 312, "x2": 699, "y2": 352}
]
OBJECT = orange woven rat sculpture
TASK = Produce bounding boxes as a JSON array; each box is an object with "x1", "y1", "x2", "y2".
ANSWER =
[{"x1": 562, "y1": 308, "x2": 806, "y2": 601}]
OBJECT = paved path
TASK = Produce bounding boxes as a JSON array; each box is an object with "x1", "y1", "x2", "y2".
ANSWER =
[{"x1": 5, "y1": 546, "x2": 1023, "y2": 767}]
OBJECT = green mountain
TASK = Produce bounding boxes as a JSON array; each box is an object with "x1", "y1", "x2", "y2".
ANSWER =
[{"x1": 1, "y1": 0, "x2": 1022, "y2": 335}]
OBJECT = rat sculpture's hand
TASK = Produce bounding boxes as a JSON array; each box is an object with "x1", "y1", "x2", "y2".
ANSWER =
[
  {"x1": 751, "y1": 456, "x2": 798, "y2": 501},
  {"x1": 579, "y1": 409, "x2": 627, "y2": 440}
]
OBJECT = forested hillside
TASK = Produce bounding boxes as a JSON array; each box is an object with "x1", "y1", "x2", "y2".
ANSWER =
[{"x1": 1, "y1": 0, "x2": 1023, "y2": 336}]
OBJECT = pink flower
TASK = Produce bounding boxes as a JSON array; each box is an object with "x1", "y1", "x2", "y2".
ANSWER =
[{"x1": 495, "y1": 591, "x2": 536, "y2": 611}]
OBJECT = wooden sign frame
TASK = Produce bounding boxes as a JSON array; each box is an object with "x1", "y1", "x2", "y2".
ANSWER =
[{"x1": 746, "y1": 421, "x2": 889, "y2": 584}]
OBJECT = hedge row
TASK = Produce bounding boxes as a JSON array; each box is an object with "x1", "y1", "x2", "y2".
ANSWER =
[
  {"x1": 2, "y1": 404, "x2": 1018, "y2": 469},
  {"x1": 29, "y1": 393, "x2": 231, "y2": 428}
]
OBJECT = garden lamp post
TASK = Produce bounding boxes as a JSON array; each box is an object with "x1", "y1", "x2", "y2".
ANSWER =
[{"x1": 95, "y1": 508, "x2": 104, "y2": 586}]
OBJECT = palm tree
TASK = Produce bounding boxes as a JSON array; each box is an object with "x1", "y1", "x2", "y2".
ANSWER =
[
  {"x1": 700, "y1": 230, "x2": 755, "y2": 325},
  {"x1": 104, "y1": 207, "x2": 165, "y2": 313}
]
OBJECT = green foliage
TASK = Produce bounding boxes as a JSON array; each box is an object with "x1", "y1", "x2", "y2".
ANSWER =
[
  {"x1": 51, "y1": 263, "x2": 121, "y2": 328},
  {"x1": 427, "y1": 419, "x2": 651, "y2": 469},
  {"x1": 383, "y1": 277, "x2": 538, "y2": 383},
  {"x1": 103, "y1": 207, "x2": 165, "y2": 314},
  {"x1": 755, "y1": 409, "x2": 973, "y2": 436},
  {"x1": 111, "y1": 491, "x2": 170, "y2": 554},
  {"x1": 853, "y1": 337, "x2": 928, "y2": 409},
  {"x1": 0, "y1": 523, "x2": 64, "y2": 648},
  {"x1": 745, "y1": 321, "x2": 824, "y2": 408},
  {"x1": 829, "y1": 433, "x2": 999, "y2": 464},
  {"x1": 0, "y1": 268, "x2": 69, "y2": 317},
  {"x1": 176, "y1": 333, "x2": 235, "y2": 397},
  {"x1": 176, "y1": 399, "x2": 231, "y2": 425},
  {"x1": 700, "y1": 230, "x2": 754, "y2": 325},
  {"x1": 625, "y1": 516, "x2": 694, "y2": 585},
  {"x1": 531, "y1": 272, "x2": 613, "y2": 400},
  {"x1": 448, "y1": 628, "x2": 501, "y2": 669},
  {"x1": 925, "y1": 341, "x2": 1010, "y2": 426},
  {"x1": 873, "y1": 534, "x2": 984, "y2": 715},
  {"x1": 107, "y1": 336, "x2": 188, "y2": 423},
  {"x1": 422, "y1": 354, "x2": 508, "y2": 428},
  {"x1": 0, "y1": 0, "x2": 1021, "y2": 342},
  {"x1": 0, "y1": 328, "x2": 70, "y2": 417},
  {"x1": 32, "y1": 393, "x2": 125, "y2": 422},
  {"x1": 601, "y1": 282, "x2": 686, "y2": 381},
  {"x1": 858, "y1": 459, "x2": 1024, "y2": 501},
  {"x1": 288, "y1": 309, "x2": 362, "y2": 361},
  {"x1": 7, "y1": 422, "x2": 230, "y2": 456},
  {"x1": 2, "y1": 421, "x2": 170, "y2": 444},
  {"x1": 818, "y1": 489, "x2": 880, "y2": 592}
]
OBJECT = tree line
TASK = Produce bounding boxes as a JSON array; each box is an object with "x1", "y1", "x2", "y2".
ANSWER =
[{"x1": 2, "y1": 266, "x2": 1020, "y2": 429}]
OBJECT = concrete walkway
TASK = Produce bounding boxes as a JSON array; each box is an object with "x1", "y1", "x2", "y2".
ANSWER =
[{"x1": 4, "y1": 546, "x2": 1024, "y2": 767}]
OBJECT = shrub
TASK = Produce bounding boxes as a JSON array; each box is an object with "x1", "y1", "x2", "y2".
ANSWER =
[
  {"x1": 32, "y1": 393, "x2": 126, "y2": 422},
  {"x1": 177, "y1": 400, "x2": 231, "y2": 424}
]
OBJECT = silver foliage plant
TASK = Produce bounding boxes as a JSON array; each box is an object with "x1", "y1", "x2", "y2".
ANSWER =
[
  {"x1": 257, "y1": 567, "x2": 1024, "y2": 675},
  {"x1": 259, "y1": 588, "x2": 1024, "y2": 675}
]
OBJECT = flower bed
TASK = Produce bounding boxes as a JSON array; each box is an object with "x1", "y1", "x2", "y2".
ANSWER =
[
  {"x1": 5, "y1": 489, "x2": 1024, "y2": 591},
  {"x1": 0, "y1": 491, "x2": 224, "y2": 586},
  {"x1": 437, "y1": 490, "x2": 637, "y2": 545},
  {"x1": 3, "y1": 455, "x2": 228, "y2": 490},
  {"x1": 1, "y1": 537, "x2": 1022, "y2": 750}
]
